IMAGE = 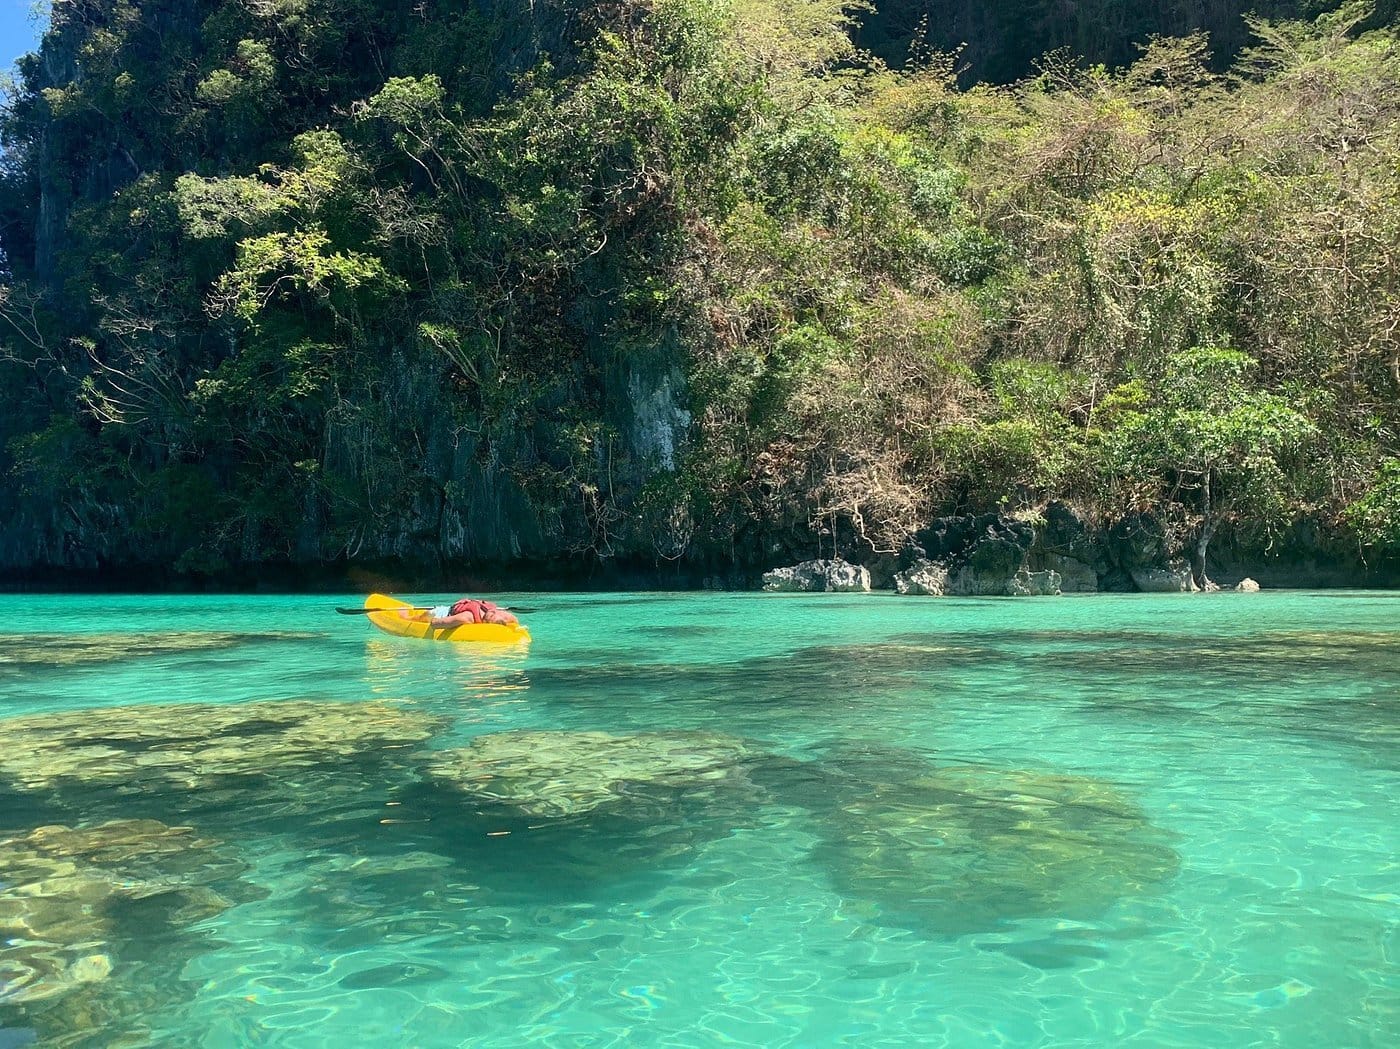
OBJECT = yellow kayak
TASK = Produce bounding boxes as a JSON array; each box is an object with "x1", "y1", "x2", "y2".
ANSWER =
[{"x1": 362, "y1": 593, "x2": 532, "y2": 645}]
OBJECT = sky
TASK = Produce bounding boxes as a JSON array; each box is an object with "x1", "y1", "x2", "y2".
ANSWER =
[{"x1": 1, "y1": 0, "x2": 44, "y2": 72}]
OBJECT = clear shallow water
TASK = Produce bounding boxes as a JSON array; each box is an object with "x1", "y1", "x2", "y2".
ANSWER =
[{"x1": 0, "y1": 591, "x2": 1396, "y2": 1048}]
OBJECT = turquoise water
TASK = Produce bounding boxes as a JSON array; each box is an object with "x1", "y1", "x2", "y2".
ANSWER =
[{"x1": 0, "y1": 591, "x2": 1396, "y2": 1048}]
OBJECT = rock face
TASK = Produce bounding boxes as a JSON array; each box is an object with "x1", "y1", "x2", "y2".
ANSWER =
[
  {"x1": 1236, "y1": 577, "x2": 1262, "y2": 592},
  {"x1": 1028, "y1": 502, "x2": 1106, "y2": 592},
  {"x1": 886, "y1": 503, "x2": 1319, "y2": 596},
  {"x1": 1036, "y1": 554, "x2": 1097, "y2": 591},
  {"x1": 1131, "y1": 560, "x2": 1198, "y2": 593},
  {"x1": 1007, "y1": 569, "x2": 1061, "y2": 596},
  {"x1": 1101, "y1": 513, "x2": 1170, "y2": 591},
  {"x1": 0, "y1": 0, "x2": 690, "y2": 584},
  {"x1": 915, "y1": 513, "x2": 1035, "y2": 567},
  {"x1": 812, "y1": 503, "x2": 1378, "y2": 596},
  {"x1": 894, "y1": 558, "x2": 949, "y2": 595},
  {"x1": 762, "y1": 559, "x2": 871, "y2": 593},
  {"x1": 895, "y1": 513, "x2": 1061, "y2": 596}
]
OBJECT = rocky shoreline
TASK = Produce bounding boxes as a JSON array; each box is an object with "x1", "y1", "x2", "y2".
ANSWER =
[
  {"x1": 761, "y1": 503, "x2": 1398, "y2": 595},
  {"x1": 1, "y1": 503, "x2": 1395, "y2": 594}
]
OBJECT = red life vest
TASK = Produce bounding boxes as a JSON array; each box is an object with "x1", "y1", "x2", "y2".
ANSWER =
[{"x1": 449, "y1": 598, "x2": 496, "y2": 622}]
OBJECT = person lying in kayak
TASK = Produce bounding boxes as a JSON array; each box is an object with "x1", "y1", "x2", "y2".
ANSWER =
[{"x1": 399, "y1": 598, "x2": 519, "y2": 629}]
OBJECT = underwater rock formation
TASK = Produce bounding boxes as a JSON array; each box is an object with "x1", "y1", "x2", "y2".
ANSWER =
[
  {"x1": 0, "y1": 701, "x2": 442, "y2": 791},
  {"x1": 0, "y1": 632, "x2": 318, "y2": 671},
  {"x1": 0, "y1": 820, "x2": 259, "y2": 1007},
  {"x1": 425, "y1": 729, "x2": 756, "y2": 818},
  {"x1": 806, "y1": 760, "x2": 1179, "y2": 935}
]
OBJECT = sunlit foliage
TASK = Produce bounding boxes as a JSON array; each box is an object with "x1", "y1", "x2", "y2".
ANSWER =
[{"x1": 1, "y1": 0, "x2": 1398, "y2": 574}]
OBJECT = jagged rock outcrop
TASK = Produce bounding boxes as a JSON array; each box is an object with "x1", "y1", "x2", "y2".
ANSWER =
[
  {"x1": 896, "y1": 513, "x2": 1061, "y2": 596},
  {"x1": 913, "y1": 513, "x2": 1035, "y2": 565},
  {"x1": 1100, "y1": 513, "x2": 1171, "y2": 592},
  {"x1": 1027, "y1": 501, "x2": 1106, "y2": 592},
  {"x1": 762, "y1": 559, "x2": 871, "y2": 592},
  {"x1": 1131, "y1": 561, "x2": 1198, "y2": 593},
  {"x1": 894, "y1": 558, "x2": 948, "y2": 595},
  {"x1": 879, "y1": 505, "x2": 1393, "y2": 597},
  {"x1": 1035, "y1": 553, "x2": 1097, "y2": 592},
  {"x1": 1006, "y1": 569, "x2": 1061, "y2": 596}
]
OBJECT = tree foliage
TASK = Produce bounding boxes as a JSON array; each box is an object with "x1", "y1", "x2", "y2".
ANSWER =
[{"x1": 1, "y1": 0, "x2": 1398, "y2": 576}]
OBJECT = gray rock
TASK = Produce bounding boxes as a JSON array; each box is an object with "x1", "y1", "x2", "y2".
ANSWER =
[
  {"x1": 624, "y1": 360, "x2": 690, "y2": 474},
  {"x1": 1235, "y1": 577, "x2": 1261, "y2": 593},
  {"x1": 1007, "y1": 569, "x2": 1062, "y2": 596},
  {"x1": 894, "y1": 559, "x2": 949, "y2": 596},
  {"x1": 762, "y1": 559, "x2": 871, "y2": 593},
  {"x1": 1038, "y1": 552, "x2": 1098, "y2": 592},
  {"x1": 965, "y1": 535, "x2": 1032, "y2": 580},
  {"x1": 907, "y1": 512, "x2": 1049, "y2": 596},
  {"x1": 1131, "y1": 561, "x2": 1198, "y2": 593},
  {"x1": 936, "y1": 564, "x2": 1062, "y2": 597},
  {"x1": 896, "y1": 513, "x2": 1071, "y2": 597},
  {"x1": 945, "y1": 563, "x2": 1013, "y2": 596},
  {"x1": 1106, "y1": 513, "x2": 1169, "y2": 574},
  {"x1": 1033, "y1": 502, "x2": 1108, "y2": 589},
  {"x1": 915, "y1": 513, "x2": 1035, "y2": 563}
]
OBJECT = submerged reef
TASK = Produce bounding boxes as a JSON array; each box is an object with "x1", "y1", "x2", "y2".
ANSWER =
[
  {"x1": 519, "y1": 640, "x2": 1000, "y2": 732},
  {"x1": 798, "y1": 756, "x2": 1180, "y2": 935},
  {"x1": 0, "y1": 701, "x2": 443, "y2": 793},
  {"x1": 425, "y1": 729, "x2": 756, "y2": 818},
  {"x1": 0, "y1": 632, "x2": 319, "y2": 672},
  {"x1": 1024, "y1": 628, "x2": 1400, "y2": 760},
  {"x1": 1036, "y1": 627, "x2": 1400, "y2": 675},
  {"x1": 0, "y1": 819, "x2": 261, "y2": 1011}
]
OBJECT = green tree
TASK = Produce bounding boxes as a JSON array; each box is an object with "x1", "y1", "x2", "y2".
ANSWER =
[
  {"x1": 1100, "y1": 348, "x2": 1316, "y2": 585},
  {"x1": 1344, "y1": 459, "x2": 1400, "y2": 553}
]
